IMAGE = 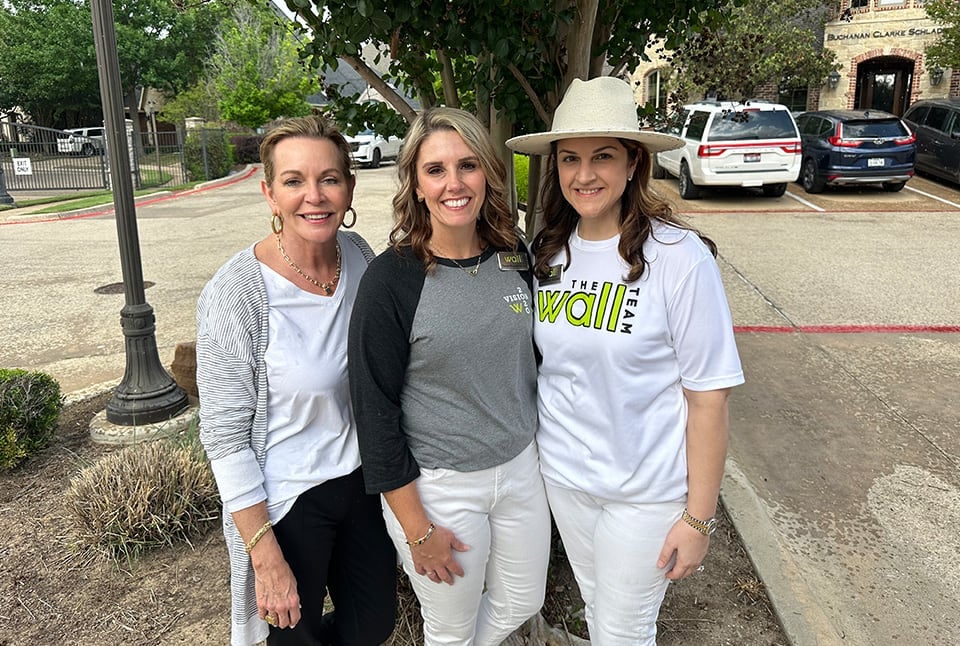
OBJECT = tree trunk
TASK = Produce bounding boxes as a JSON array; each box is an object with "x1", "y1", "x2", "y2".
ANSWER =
[
  {"x1": 563, "y1": 0, "x2": 600, "y2": 87},
  {"x1": 524, "y1": 154, "x2": 543, "y2": 241},
  {"x1": 437, "y1": 50, "x2": 460, "y2": 108},
  {"x1": 488, "y1": 105, "x2": 516, "y2": 219}
]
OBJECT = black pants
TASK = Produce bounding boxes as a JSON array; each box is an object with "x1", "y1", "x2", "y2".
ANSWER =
[{"x1": 267, "y1": 468, "x2": 397, "y2": 646}]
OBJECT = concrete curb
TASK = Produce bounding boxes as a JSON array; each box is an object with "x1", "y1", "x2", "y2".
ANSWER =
[{"x1": 721, "y1": 457, "x2": 846, "y2": 646}]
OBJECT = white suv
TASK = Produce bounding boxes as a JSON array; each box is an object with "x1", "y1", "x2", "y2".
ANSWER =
[
  {"x1": 345, "y1": 129, "x2": 402, "y2": 168},
  {"x1": 654, "y1": 100, "x2": 801, "y2": 199},
  {"x1": 56, "y1": 127, "x2": 105, "y2": 156}
]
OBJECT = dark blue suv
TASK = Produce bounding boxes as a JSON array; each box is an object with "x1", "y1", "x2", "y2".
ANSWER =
[{"x1": 794, "y1": 110, "x2": 915, "y2": 193}]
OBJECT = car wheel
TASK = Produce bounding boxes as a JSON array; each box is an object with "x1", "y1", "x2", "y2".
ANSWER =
[
  {"x1": 678, "y1": 161, "x2": 701, "y2": 200},
  {"x1": 882, "y1": 181, "x2": 906, "y2": 192},
  {"x1": 801, "y1": 158, "x2": 825, "y2": 193},
  {"x1": 651, "y1": 156, "x2": 666, "y2": 179},
  {"x1": 762, "y1": 183, "x2": 787, "y2": 197},
  {"x1": 81, "y1": 143, "x2": 95, "y2": 157},
  {"x1": 370, "y1": 148, "x2": 382, "y2": 169}
]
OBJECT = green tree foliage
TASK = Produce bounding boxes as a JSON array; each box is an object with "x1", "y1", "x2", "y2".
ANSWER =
[
  {"x1": 0, "y1": 0, "x2": 226, "y2": 128},
  {"x1": 288, "y1": 0, "x2": 729, "y2": 134},
  {"x1": 210, "y1": 2, "x2": 318, "y2": 129},
  {"x1": 924, "y1": 0, "x2": 960, "y2": 71},
  {"x1": 160, "y1": 80, "x2": 222, "y2": 126},
  {"x1": 667, "y1": 0, "x2": 838, "y2": 102},
  {"x1": 0, "y1": 0, "x2": 100, "y2": 126}
]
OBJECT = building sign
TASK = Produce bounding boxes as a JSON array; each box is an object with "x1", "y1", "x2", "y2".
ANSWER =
[
  {"x1": 13, "y1": 157, "x2": 32, "y2": 176},
  {"x1": 827, "y1": 27, "x2": 943, "y2": 41}
]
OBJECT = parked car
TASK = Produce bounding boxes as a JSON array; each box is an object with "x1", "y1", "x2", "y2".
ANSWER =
[
  {"x1": 56, "y1": 127, "x2": 105, "y2": 156},
  {"x1": 794, "y1": 110, "x2": 915, "y2": 193},
  {"x1": 345, "y1": 129, "x2": 402, "y2": 168},
  {"x1": 654, "y1": 100, "x2": 801, "y2": 199},
  {"x1": 902, "y1": 98, "x2": 960, "y2": 186}
]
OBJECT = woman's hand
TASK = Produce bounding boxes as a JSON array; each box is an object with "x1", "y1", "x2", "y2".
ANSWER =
[
  {"x1": 657, "y1": 519, "x2": 710, "y2": 581},
  {"x1": 252, "y1": 546, "x2": 302, "y2": 629},
  {"x1": 410, "y1": 524, "x2": 470, "y2": 585}
]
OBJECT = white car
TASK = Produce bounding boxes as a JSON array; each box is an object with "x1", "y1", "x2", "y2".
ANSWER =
[
  {"x1": 654, "y1": 100, "x2": 801, "y2": 199},
  {"x1": 346, "y1": 129, "x2": 402, "y2": 168},
  {"x1": 56, "y1": 127, "x2": 106, "y2": 156}
]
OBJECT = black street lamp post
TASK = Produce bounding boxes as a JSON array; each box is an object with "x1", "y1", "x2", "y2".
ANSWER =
[
  {"x1": 90, "y1": 0, "x2": 188, "y2": 424},
  {"x1": 0, "y1": 165, "x2": 14, "y2": 206}
]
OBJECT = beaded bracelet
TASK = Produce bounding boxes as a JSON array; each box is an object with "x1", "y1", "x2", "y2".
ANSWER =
[
  {"x1": 245, "y1": 521, "x2": 273, "y2": 554},
  {"x1": 406, "y1": 523, "x2": 435, "y2": 546}
]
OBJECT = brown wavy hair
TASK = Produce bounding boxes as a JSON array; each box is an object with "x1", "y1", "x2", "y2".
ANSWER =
[
  {"x1": 390, "y1": 107, "x2": 518, "y2": 271},
  {"x1": 259, "y1": 115, "x2": 354, "y2": 186},
  {"x1": 532, "y1": 139, "x2": 717, "y2": 282}
]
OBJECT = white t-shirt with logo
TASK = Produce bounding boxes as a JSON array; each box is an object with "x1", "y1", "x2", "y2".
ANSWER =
[{"x1": 534, "y1": 222, "x2": 744, "y2": 504}]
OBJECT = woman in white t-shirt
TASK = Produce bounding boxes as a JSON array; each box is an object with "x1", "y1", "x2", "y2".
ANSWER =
[
  {"x1": 196, "y1": 116, "x2": 396, "y2": 646},
  {"x1": 507, "y1": 77, "x2": 745, "y2": 645}
]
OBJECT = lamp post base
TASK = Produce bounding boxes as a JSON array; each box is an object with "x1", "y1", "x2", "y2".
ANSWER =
[{"x1": 105, "y1": 302, "x2": 189, "y2": 426}]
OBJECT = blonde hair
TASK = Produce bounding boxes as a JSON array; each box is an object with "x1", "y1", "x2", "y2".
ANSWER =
[
  {"x1": 390, "y1": 107, "x2": 517, "y2": 271},
  {"x1": 259, "y1": 115, "x2": 353, "y2": 186}
]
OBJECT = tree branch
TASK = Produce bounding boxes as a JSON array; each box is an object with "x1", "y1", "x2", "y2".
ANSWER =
[
  {"x1": 507, "y1": 62, "x2": 551, "y2": 126},
  {"x1": 341, "y1": 53, "x2": 418, "y2": 123}
]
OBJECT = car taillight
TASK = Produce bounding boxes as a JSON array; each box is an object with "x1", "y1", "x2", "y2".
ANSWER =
[
  {"x1": 698, "y1": 145, "x2": 725, "y2": 157},
  {"x1": 828, "y1": 123, "x2": 860, "y2": 147},
  {"x1": 894, "y1": 134, "x2": 915, "y2": 145},
  {"x1": 780, "y1": 143, "x2": 801, "y2": 154}
]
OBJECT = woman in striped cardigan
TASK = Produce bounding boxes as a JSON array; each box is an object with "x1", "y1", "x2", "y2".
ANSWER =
[{"x1": 196, "y1": 115, "x2": 396, "y2": 646}]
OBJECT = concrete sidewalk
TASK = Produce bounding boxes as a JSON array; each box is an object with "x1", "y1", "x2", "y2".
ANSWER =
[{"x1": 1, "y1": 165, "x2": 958, "y2": 644}]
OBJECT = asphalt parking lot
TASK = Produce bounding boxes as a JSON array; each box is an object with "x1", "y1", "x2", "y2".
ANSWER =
[
  {"x1": 2, "y1": 161, "x2": 959, "y2": 644},
  {"x1": 652, "y1": 173, "x2": 960, "y2": 214}
]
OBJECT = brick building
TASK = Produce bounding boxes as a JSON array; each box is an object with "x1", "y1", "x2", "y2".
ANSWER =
[{"x1": 632, "y1": 0, "x2": 957, "y2": 117}]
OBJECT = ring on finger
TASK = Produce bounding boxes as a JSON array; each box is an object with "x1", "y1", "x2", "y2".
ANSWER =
[{"x1": 265, "y1": 613, "x2": 278, "y2": 626}]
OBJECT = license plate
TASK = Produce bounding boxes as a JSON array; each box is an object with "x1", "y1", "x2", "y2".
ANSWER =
[
  {"x1": 867, "y1": 158, "x2": 885, "y2": 167},
  {"x1": 744, "y1": 153, "x2": 761, "y2": 163}
]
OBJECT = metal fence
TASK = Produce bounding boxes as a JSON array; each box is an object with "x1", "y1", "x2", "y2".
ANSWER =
[{"x1": 0, "y1": 122, "x2": 191, "y2": 192}]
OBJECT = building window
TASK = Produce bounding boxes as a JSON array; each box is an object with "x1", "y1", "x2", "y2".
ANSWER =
[
  {"x1": 778, "y1": 84, "x2": 809, "y2": 113},
  {"x1": 878, "y1": 0, "x2": 905, "y2": 5},
  {"x1": 850, "y1": 0, "x2": 870, "y2": 9},
  {"x1": 645, "y1": 70, "x2": 669, "y2": 108}
]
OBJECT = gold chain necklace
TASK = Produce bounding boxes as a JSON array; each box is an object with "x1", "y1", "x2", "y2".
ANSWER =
[
  {"x1": 436, "y1": 248, "x2": 484, "y2": 277},
  {"x1": 276, "y1": 234, "x2": 341, "y2": 295},
  {"x1": 449, "y1": 254, "x2": 483, "y2": 277}
]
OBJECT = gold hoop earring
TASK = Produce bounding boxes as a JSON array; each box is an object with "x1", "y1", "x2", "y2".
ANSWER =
[
  {"x1": 270, "y1": 213, "x2": 283, "y2": 234},
  {"x1": 342, "y1": 207, "x2": 357, "y2": 229}
]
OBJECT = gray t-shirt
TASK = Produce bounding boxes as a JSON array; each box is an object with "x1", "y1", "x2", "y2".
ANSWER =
[{"x1": 348, "y1": 245, "x2": 538, "y2": 493}]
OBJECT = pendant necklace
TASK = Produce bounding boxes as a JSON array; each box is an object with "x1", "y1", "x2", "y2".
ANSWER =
[{"x1": 276, "y1": 234, "x2": 341, "y2": 295}]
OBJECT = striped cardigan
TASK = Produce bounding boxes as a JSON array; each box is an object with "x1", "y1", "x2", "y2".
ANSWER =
[{"x1": 196, "y1": 232, "x2": 373, "y2": 646}]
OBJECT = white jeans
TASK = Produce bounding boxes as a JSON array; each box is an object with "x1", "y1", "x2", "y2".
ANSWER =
[
  {"x1": 383, "y1": 441, "x2": 551, "y2": 646},
  {"x1": 545, "y1": 483, "x2": 685, "y2": 646}
]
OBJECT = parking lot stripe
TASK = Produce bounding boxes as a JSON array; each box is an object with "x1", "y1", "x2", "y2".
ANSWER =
[
  {"x1": 904, "y1": 186, "x2": 960, "y2": 210},
  {"x1": 783, "y1": 190, "x2": 825, "y2": 212}
]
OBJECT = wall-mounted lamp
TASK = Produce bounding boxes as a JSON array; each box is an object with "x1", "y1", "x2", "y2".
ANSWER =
[
  {"x1": 930, "y1": 67, "x2": 944, "y2": 86},
  {"x1": 827, "y1": 70, "x2": 841, "y2": 89}
]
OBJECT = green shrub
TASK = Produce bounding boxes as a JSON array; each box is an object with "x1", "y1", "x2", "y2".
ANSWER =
[
  {"x1": 230, "y1": 134, "x2": 262, "y2": 163},
  {"x1": 513, "y1": 154, "x2": 530, "y2": 205},
  {"x1": 183, "y1": 129, "x2": 233, "y2": 181},
  {"x1": 0, "y1": 369, "x2": 63, "y2": 470},
  {"x1": 65, "y1": 430, "x2": 220, "y2": 560}
]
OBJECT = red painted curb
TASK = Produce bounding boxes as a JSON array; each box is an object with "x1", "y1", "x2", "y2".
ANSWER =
[
  {"x1": 735, "y1": 324, "x2": 960, "y2": 334},
  {"x1": 1, "y1": 165, "x2": 260, "y2": 226}
]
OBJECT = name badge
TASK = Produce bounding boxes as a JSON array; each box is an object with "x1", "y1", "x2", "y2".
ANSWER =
[
  {"x1": 539, "y1": 264, "x2": 564, "y2": 286},
  {"x1": 497, "y1": 251, "x2": 529, "y2": 271}
]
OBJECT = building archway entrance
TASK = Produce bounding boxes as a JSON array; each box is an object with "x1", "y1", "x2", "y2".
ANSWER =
[{"x1": 854, "y1": 57, "x2": 914, "y2": 115}]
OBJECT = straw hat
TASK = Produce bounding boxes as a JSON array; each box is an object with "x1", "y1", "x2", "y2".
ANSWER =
[{"x1": 506, "y1": 76, "x2": 683, "y2": 155}]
